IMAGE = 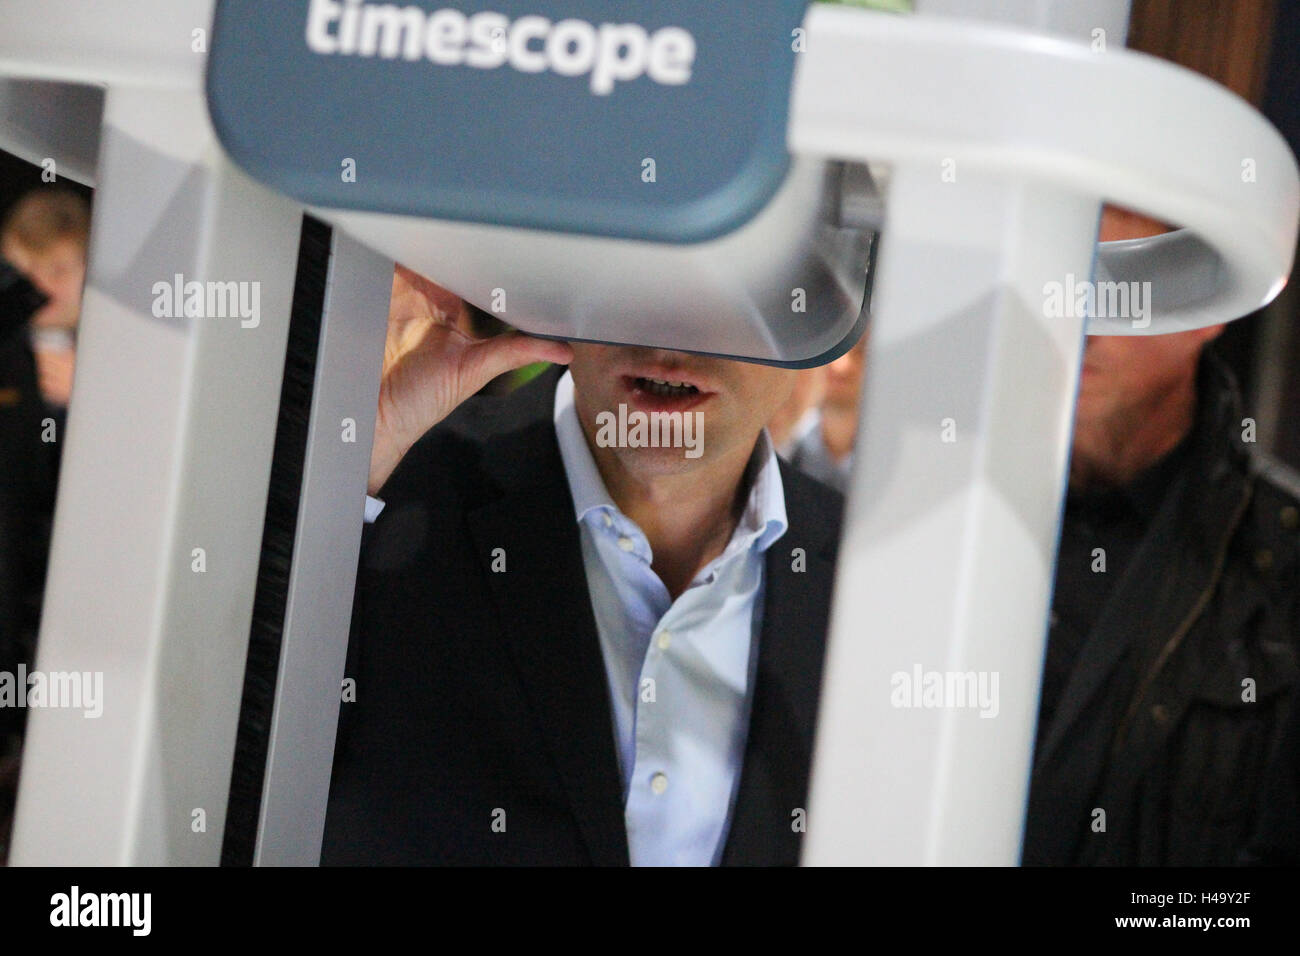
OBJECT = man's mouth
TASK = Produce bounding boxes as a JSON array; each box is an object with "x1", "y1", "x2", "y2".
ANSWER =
[
  {"x1": 636, "y1": 377, "x2": 698, "y2": 398},
  {"x1": 621, "y1": 374, "x2": 713, "y2": 412}
]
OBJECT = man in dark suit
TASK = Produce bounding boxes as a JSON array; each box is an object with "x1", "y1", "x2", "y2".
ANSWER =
[{"x1": 322, "y1": 267, "x2": 844, "y2": 865}]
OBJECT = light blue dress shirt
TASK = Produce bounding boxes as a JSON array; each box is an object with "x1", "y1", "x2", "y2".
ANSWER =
[{"x1": 552, "y1": 371, "x2": 788, "y2": 866}]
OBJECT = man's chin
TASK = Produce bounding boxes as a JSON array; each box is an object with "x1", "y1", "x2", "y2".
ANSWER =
[{"x1": 612, "y1": 445, "x2": 707, "y2": 477}]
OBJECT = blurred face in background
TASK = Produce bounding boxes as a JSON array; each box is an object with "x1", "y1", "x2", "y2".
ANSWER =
[
  {"x1": 823, "y1": 335, "x2": 867, "y2": 413},
  {"x1": 1077, "y1": 206, "x2": 1221, "y2": 430},
  {"x1": 2, "y1": 236, "x2": 86, "y2": 330},
  {"x1": 767, "y1": 365, "x2": 826, "y2": 451},
  {"x1": 1077, "y1": 325, "x2": 1223, "y2": 430}
]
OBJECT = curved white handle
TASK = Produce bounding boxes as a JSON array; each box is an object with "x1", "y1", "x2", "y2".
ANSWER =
[{"x1": 789, "y1": 4, "x2": 1300, "y2": 333}]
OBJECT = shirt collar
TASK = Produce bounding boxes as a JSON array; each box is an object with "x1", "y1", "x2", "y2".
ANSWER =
[
  {"x1": 554, "y1": 369, "x2": 620, "y2": 524},
  {"x1": 552, "y1": 369, "x2": 788, "y2": 556}
]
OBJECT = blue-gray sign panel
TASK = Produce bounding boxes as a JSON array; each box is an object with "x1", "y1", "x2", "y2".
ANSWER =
[{"x1": 207, "y1": 0, "x2": 810, "y2": 242}]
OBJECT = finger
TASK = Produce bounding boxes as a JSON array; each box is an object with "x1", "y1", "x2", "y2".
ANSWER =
[{"x1": 462, "y1": 333, "x2": 574, "y2": 393}]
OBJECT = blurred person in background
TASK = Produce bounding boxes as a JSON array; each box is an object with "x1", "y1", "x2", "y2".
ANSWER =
[
  {"x1": 782, "y1": 335, "x2": 866, "y2": 494},
  {"x1": 0, "y1": 187, "x2": 90, "y2": 861},
  {"x1": 1, "y1": 189, "x2": 87, "y2": 418},
  {"x1": 1023, "y1": 207, "x2": 1300, "y2": 865},
  {"x1": 768, "y1": 363, "x2": 826, "y2": 456}
]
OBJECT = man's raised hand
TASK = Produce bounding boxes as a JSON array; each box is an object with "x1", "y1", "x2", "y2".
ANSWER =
[{"x1": 368, "y1": 265, "x2": 573, "y2": 494}]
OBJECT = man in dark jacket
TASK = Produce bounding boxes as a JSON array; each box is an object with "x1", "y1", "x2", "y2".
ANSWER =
[
  {"x1": 0, "y1": 189, "x2": 89, "y2": 717},
  {"x1": 322, "y1": 267, "x2": 842, "y2": 865},
  {"x1": 1023, "y1": 334, "x2": 1300, "y2": 866},
  {"x1": 0, "y1": 190, "x2": 89, "y2": 861},
  {"x1": 1022, "y1": 206, "x2": 1300, "y2": 867}
]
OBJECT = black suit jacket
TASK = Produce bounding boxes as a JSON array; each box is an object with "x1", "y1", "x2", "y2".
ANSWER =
[{"x1": 322, "y1": 367, "x2": 843, "y2": 865}]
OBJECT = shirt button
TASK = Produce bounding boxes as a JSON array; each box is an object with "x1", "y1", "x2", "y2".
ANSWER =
[
  {"x1": 617, "y1": 536, "x2": 635, "y2": 552},
  {"x1": 657, "y1": 631, "x2": 672, "y2": 651},
  {"x1": 602, "y1": 512, "x2": 613, "y2": 528},
  {"x1": 650, "y1": 772, "x2": 668, "y2": 795}
]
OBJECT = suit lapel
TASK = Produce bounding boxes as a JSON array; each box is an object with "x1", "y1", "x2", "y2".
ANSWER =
[
  {"x1": 466, "y1": 376, "x2": 629, "y2": 866},
  {"x1": 722, "y1": 463, "x2": 839, "y2": 866}
]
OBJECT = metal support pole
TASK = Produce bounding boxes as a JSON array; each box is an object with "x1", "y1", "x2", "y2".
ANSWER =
[
  {"x1": 10, "y1": 84, "x2": 300, "y2": 865},
  {"x1": 804, "y1": 166, "x2": 1096, "y2": 864},
  {"x1": 253, "y1": 232, "x2": 391, "y2": 866}
]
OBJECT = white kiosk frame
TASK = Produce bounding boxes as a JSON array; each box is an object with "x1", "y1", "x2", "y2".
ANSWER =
[{"x1": 0, "y1": 0, "x2": 1295, "y2": 865}]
